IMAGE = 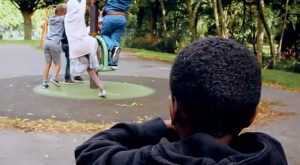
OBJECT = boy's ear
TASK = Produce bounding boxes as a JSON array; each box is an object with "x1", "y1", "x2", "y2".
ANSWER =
[{"x1": 168, "y1": 95, "x2": 177, "y2": 126}]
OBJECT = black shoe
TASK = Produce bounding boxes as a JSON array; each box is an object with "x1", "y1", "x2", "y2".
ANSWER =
[
  {"x1": 64, "y1": 79, "x2": 76, "y2": 84},
  {"x1": 111, "y1": 47, "x2": 121, "y2": 63},
  {"x1": 74, "y1": 76, "x2": 84, "y2": 81}
]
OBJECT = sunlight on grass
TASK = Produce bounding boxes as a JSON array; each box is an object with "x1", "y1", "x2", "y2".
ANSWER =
[
  {"x1": 124, "y1": 47, "x2": 176, "y2": 63},
  {"x1": 262, "y1": 69, "x2": 300, "y2": 92}
]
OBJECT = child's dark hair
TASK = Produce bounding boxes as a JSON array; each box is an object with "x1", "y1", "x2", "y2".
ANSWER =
[{"x1": 170, "y1": 37, "x2": 261, "y2": 137}]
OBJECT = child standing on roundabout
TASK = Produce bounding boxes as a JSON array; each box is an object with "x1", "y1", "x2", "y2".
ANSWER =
[
  {"x1": 42, "y1": 6, "x2": 65, "y2": 88},
  {"x1": 101, "y1": 0, "x2": 133, "y2": 69},
  {"x1": 65, "y1": 0, "x2": 106, "y2": 97}
]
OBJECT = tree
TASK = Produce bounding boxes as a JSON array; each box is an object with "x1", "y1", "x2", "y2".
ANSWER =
[
  {"x1": 256, "y1": 0, "x2": 276, "y2": 67},
  {"x1": 10, "y1": 0, "x2": 62, "y2": 40},
  {"x1": 256, "y1": 14, "x2": 264, "y2": 65},
  {"x1": 185, "y1": 0, "x2": 202, "y2": 41},
  {"x1": 123, "y1": 0, "x2": 298, "y2": 69},
  {"x1": 278, "y1": 0, "x2": 289, "y2": 56},
  {"x1": 213, "y1": 0, "x2": 227, "y2": 37},
  {"x1": 0, "y1": 0, "x2": 23, "y2": 30},
  {"x1": 159, "y1": 0, "x2": 168, "y2": 46},
  {"x1": 0, "y1": 0, "x2": 22, "y2": 35},
  {"x1": 274, "y1": 0, "x2": 300, "y2": 58}
]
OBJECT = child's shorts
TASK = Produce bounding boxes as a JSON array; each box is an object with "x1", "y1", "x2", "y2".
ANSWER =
[{"x1": 43, "y1": 40, "x2": 61, "y2": 65}]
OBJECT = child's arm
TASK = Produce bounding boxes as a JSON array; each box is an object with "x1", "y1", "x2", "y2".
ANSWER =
[{"x1": 75, "y1": 118, "x2": 171, "y2": 165}]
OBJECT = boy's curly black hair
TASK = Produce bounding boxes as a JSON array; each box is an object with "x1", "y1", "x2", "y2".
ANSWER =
[{"x1": 170, "y1": 37, "x2": 261, "y2": 137}]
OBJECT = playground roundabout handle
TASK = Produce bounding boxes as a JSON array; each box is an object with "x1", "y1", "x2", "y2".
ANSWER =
[{"x1": 96, "y1": 35, "x2": 115, "y2": 72}]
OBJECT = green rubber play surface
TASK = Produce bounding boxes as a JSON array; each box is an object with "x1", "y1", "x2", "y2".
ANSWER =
[{"x1": 33, "y1": 81, "x2": 155, "y2": 100}]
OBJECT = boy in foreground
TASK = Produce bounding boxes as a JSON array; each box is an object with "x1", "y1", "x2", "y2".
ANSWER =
[
  {"x1": 75, "y1": 37, "x2": 287, "y2": 164},
  {"x1": 42, "y1": 6, "x2": 65, "y2": 88}
]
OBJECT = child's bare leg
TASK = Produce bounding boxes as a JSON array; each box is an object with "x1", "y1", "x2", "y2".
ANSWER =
[
  {"x1": 53, "y1": 64, "x2": 61, "y2": 80},
  {"x1": 87, "y1": 68, "x2": 105, "y2": 91},
  {"x1": 43, "y1": 63, "x2": 52, "y2": 80}
]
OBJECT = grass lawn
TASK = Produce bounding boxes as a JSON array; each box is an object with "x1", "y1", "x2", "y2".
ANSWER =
[
  {"x1": 262, "y1": 69, "x2": 300, "y2": 91},
  {"x1": 123, "y1": 47, "x2": 176, "y2": 63}
]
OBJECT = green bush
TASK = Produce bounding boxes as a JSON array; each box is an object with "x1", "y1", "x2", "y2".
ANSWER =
[
  {"x1": 123, "y1": 34, "x2": 178, "y2": 53},
  {"x1": 275, "y1": 59, "x2": 300, "y2": 73},
  {"x1": 124, "y1": 36, "x2": 159, "y2": 51}
]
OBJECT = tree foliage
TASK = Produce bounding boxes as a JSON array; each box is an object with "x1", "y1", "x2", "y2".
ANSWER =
[
  {"x1": 1, "y1": 0, "x2": 299, "y2": 71},
  {"x1": 121, "y1": 0, "x2": 299, "y2": 71},
  {"x1": 9, "y1": 0, "x2": 63, "y2": 40},
  {"x1": 0, "y1": 0, "x2": 23, "y2": 30}
]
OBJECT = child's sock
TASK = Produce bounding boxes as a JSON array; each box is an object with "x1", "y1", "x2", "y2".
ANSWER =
[
  {"x1": 52, "y1": 75, "x2": 59, "y2": 81},
  {"x1": 42, "y1": 80, "x2": 48, "y2": 87}
]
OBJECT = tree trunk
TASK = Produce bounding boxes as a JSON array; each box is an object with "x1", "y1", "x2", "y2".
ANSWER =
[
  {"x1": 187, "y1": 0, "x2": 201, "y2": 41},
  {"x1": 213, "y1": 0, "x2": 226, "y2": 37},
  {"x1": 256, "y1": 16, "x2": 264, "y2": 65},
  {"x1": 150, "y1": 15, "x2": 155, "y2": 34},
  {"x1": 217, "y1": 0, "x2": 226, "y2": 37},
  {"x1": 22, "y1": 11, "x2": 32, "y2": 40},
  {"x1": 256, "y1": 0, "x2": 276, "y2": 67},
  {"x1": 159, "y1": 0, "x2": 168, "y2": 47},
  {"x1": 186, "y1": 0, "x2": 194, "y2": 41},
  {"x1": 150, "y1": 6, "x2": 158, "y2": 34},
  {"x1": 89, "y1": 1, "x2": 98, "y2": 36},
  {"x1": 213, "y1": 0, "x2": 221, "y2": 36},
  {"x1": 278, "y1": 0, "x2": 290, "y2": 57}
]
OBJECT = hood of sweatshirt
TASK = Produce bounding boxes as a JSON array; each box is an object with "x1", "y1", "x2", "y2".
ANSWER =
[{"x1": 150, "y1": 132, "x2": 287, "y2": 165}]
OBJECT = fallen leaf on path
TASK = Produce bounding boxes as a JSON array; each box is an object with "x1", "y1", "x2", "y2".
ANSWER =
[
  {"x1": 252, "y1": 100, "x2": 295, "y2": 127},
  {"x1": 0, "y1": 100, "x2": 294, "y2": 133},
  {"x1": 263, "y1": 82, "x2": 300, "y2": 93},
  {"x1": 0, "y1": 117, "x2": 112, "y2": 133},
  {"x1": 115, "y1": 102, "x2": 143, "y2": 108}
]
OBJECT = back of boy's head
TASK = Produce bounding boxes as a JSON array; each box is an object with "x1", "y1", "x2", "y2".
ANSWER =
[
  {"x1": 55, "y1": 5, "x2": 65, "y2": 15},
  {"x1": 170, "y1": 37, "x2": 261, "y2": 137}
]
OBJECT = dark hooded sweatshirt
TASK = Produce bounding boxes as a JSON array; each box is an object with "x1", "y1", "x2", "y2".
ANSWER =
[{"x1": 75, "y1": 118, "x2": 287, "y2": 165}]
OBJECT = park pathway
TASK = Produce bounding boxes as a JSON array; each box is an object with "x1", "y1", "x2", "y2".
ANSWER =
[{"x1": 0, "y1": 44, "x2": 299, "y2": 165}]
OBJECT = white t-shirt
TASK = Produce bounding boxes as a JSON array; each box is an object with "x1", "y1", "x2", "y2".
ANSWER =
[{"x1": 64, "y1": 0, "x2": 98, "y2": 59}]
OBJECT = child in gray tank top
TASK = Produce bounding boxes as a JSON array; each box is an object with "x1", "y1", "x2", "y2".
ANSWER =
[{"x1": 42, "y1": 6, "x2": 65, "y2": 88}]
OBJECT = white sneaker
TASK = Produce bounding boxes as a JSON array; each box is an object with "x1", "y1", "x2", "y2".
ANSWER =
[
  {"x1": 50, "y1": 79, "x2": 61, "y2": 87},
  {"x1": 111, "y1": 65, "x2": 119, "y2": 70},
  {"x1": 42, "y1": 80, "x2": 49, "y2": 88},
  {"x1": 98, "y1": 90, "x2": 106, "y2": 98},
  {"x1": 111, "y1": 47, "x2": 121, "y2": 63}
]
